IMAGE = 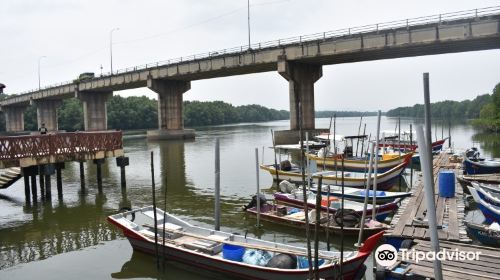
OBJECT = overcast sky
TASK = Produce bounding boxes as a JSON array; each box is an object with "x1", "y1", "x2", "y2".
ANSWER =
[{"x1": 2, "y1": 0, "x2": 500, "y2": 111}]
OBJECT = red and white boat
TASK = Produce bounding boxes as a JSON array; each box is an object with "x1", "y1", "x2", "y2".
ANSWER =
[{"x1": 108, "y1": 206, "x2": 384, "y2": 280}]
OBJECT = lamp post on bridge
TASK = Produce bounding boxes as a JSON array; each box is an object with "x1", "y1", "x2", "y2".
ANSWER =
[
  {"x1": 110, "y1": 27, "x2": 119, "y2": 75},
  {"x1": 247, "y1": 0, "x2": 251, "y2": 49},
  {"x1": 38, "y1": 56, "x2": 46, "y2": 90}
]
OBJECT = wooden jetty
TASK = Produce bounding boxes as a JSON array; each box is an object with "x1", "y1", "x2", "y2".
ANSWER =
[
  {"x1": 0, "y1": 131, "x2": 128, "y2": 202},
  {"x1": 382, "y1": 152, "x2": 500, "y2": 279},
  {"x1": 386, "y1": 152, "x2": 470, "y2": 242}
]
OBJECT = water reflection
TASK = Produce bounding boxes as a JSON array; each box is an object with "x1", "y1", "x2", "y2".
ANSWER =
[{"x1": 472, "y1": 132, "x2": 500, "y2": 158}]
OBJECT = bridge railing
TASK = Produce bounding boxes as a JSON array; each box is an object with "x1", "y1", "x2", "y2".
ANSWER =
[
  {"x1": 0, "y1": 131, "x2": 122, "y2": 160},
  {"x1": 10, "y1": 5, "x2": 500, "y2": 97}
]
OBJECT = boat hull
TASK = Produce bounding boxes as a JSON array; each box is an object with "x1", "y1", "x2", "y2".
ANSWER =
[
  {"x1": 463, "y1": 157, "x2": 500, "y2": 175},
  {"x1": 306, "y1": 153, "x2": 412, "y2": 173},
  {"x1": 465, "y1": 222, "x2": 500, "y2": 247}
]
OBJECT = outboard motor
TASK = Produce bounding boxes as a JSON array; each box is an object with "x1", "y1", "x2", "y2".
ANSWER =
[
  {"x1": 280, "y1": 160, "x2": 292, "y2": 171},
  {"x1": 344, "y1": 146, "x2": 353, "y2": 158},
  {"x1": 242, "y1": 194, "x2": 267, "y2": 210}
]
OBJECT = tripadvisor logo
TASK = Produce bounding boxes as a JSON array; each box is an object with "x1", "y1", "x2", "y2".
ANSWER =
[{"x1": 375, "y1": 244, "x2": 398, "y2": 267}]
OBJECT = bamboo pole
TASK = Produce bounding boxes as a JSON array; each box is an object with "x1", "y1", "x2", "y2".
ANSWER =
[
  {"x1": 355, "y1": 115, "x2": 363, "y2": 157},
  {"x1": 360, "y1": 123, "x2": 366, "y2": 159},
  {"x1": 340, "y1": 157, "x2": 345, "y2": 277}
]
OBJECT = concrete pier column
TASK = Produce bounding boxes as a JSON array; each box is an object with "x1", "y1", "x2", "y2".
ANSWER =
[
  {"x1": 34, "y1": 99, "x2": 62, "y2": 131},
  {"x1": 76, "y1": 90, "x2": 113, "y2": 131},
  {"x1": 55, "y1": 162, "x2": 65, "y2": 199},
  {"x1": 39, "y1": 166, "x2": 45, "y2": 199},
  {"x1": 2, "y1": 105, "x2": 27, "y2": 132},
  {"x1": 79, "y1": 161, "x2": 85, "y2": 193},
  {"x1": 23, "y1": 174, "x2": 31, "y2": 204},
  {"x1": 30, "y1": 175, "x2": 37, "y2": 202},
  {"x1": 278, "y1": 57, "x2": 322, "y2": 130},
  {"x1": 43, "y1": 164, "x2": 55, "y2": 199},
  {"x1": 22, "y1": 166, "x2": 38, "y2": 204},
  {"x1": 146, "y1": 77, "x2": 195, "y2": 140}
]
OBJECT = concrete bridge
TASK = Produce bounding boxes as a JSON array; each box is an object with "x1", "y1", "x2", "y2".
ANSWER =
[{"x1": 2, "y1": 7, "x2": 500, "y2": 140}]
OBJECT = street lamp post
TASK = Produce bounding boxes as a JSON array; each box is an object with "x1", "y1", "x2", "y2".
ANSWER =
[
  {"x1": 247, "y1": 0, "x2": 251, "y2": 49},
  {"x1": 38, "y1": 56, "x2": 46, "y2": 90},
  {"x1": 110, "y1": 28, "x2": 119, "y2": 74}
]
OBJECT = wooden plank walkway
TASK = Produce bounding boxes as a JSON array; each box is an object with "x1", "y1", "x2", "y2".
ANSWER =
[
  {"x1": 385, "y1": 152, "x2": 471, "y2": 243},
  {"x1": 386, "y1": 239, "x2": 500, "y2": 280}
]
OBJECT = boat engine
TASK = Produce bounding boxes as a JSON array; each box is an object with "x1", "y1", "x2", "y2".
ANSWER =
[{"x1": 242, "y1": 194, "x2": 267, "y2": 210}]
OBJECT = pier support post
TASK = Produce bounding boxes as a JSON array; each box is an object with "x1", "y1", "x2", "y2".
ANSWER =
[
  {"x1": 30, "y1": 175, "x2": 37, "y2": 202},
  {"x1": 39, "y1": 165, "x2": 45, "y2": 199},
  {"x1": 93, "y1": 158, "x2": 105, "y2": 192},
  {"x1": 34, "y1": 99, "x2": 62, "y2": 132},
  {"x1": 3, "y1": 105, "x2": 27, "y2": 132},
  {"x1": 43, "y1": 164, "x2": 55, "y2": 199},
  {"x1": 55, "y1": 162, "x2": 65, "y2": 199},
  {"x1": 23, "y1": 173, "x2": 31, "y2": 204},
  {"x1": 278, "y1": 57, "x2": 322, "y2": 130},
  {"x1": 116, "y1": 156, "x2": 129, "y2": 189},
  {"x1": 146, "y1": 77, "x2": 195, "y2": 140},
  {"x1": 79, "y1": 161, "x2": 85, "y2": 193},
  {"x1": 76, "y1": 90, "x2": 113, "y2": 131}
]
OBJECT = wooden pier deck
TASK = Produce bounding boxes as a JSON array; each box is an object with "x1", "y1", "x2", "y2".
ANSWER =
[
  {"x1": 382, "y1": 152, "x2": 500, "y2": 279},
  {"x1": 386, "y1": 152, "x2": 470, "y2": 243}
]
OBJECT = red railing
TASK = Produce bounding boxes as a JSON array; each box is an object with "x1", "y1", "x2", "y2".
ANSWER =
[{"x1": 0, "y1": 131, "x2": 122, "y2": 160}]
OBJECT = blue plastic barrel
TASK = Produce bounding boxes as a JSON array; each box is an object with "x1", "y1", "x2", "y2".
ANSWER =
[
  {"x1": 438, "y1": 170, "x2": 455, "y2": 198},
  {"x1": 222, "y1": 244, "x2": 245, "y2": 262}
]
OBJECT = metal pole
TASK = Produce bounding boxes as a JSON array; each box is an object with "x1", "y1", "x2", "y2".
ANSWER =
[
  {"x1": 448, "y1": 119, "x2": 451, "y2": 148},
  {"x1": 423, "y1": 72, "x2": 434, "y2": 194},
  {"x1": 416, "y1": 125, "x2": 443, "y2": 280},
  {"x1": 314, "y1": 176, "x2": 322, "y2": 280},
  {"x1": 355, "y1": 115, "x2": 363, "y2": 157},
  {"x1": 38, "y1": 56, "x2": 46, "y2": 90},
  {"x1": 247, "y1": 0, "x2": 251, "y2": 49},
  {"x1": 214, "y1": 138, "x2": 221, "y2": 231},
  {"x1": 271, "y1": 130, "x2": 280, "y2": 182},
  {"x1": 410, "y1": 123, "x2": 414, "y2": 190},
  {"x1": 356, "y1": 142, "x2": 375, "y2": 246},
  {"x1": 150, "y1": 151, "x2": 160, "y2": 270},
  {"x1": 110, "y1": 28, "x2": 119, "y2": 74},
  {"x1": 371, "y1": 111, "x2": 381, "y2": 220},
  {"x1": 255, "y1": 147, "x2": 261, "y2": 228}
]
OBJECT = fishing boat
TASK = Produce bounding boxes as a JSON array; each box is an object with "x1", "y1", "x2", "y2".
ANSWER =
[
  {"x1": 465, "y1": 221, "x2": 500, "y2": 247},
  {"x1": 378, "y1": 130, "x2": 447, "y2": 152},
  {"x1": 273, "y1": 191, "x2": 400, "y2": 221},
  {"x1": 246, "y1": 204, "x2": 388, "y2": 237},
  {"x1": 260, "y1": 160, "x2": 409, "y2": 190},
  {"x1": 306, "y1": 151, "x2": 413, "y2": 173},
  {"x1": 471, "y1": 182, "x2": 500, "y2": 207},
  {"x1": 468, "y1": 185, "x2": 500, "y2": 223},
  {"x1": 108, "y1": 206, "x2": 383, "y2": 280},
  {"x1": 308, "y1": 184, "x2": 411, "y2": 204},
  {"x1": 463, "y1": 148, "x2": 500, "y2": 175}
]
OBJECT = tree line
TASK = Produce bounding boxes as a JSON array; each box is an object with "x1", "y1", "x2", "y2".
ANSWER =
[
  {"x1": 471, "y1": 83, "x2": 500, "y2": 132},
  {"x1": 386, "y1": 94, "x2": 492, "y2": 120}
]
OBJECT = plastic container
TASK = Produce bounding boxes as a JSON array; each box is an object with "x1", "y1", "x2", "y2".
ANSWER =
[
  {"x1": 222, "y1": 244, "x2": 245, "y2": 262},
  {"x1": 438, "y1": 170, "x2": 455, "y2": 198},
  {"x1": 297, "y1": 256, "x2": 325, "y2": 268}
]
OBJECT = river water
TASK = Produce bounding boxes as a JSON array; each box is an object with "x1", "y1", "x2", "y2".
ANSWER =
[{"x1": 0, "y1": 116, "x2": 497, "y2": 279}]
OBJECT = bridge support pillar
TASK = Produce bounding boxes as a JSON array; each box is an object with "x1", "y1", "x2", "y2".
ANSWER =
[
  {"x1": 116, "y1": 156, "x2": 129, "y2": 189},
  {"x1": 34, "y1": 99, "x2": 62, "y2": 132},
  {"x1": 55, "y1": 162, "x2": 65, "y2": 199},
  {"x1": 278, "y1": 58, "x2": 322, "y2": 130},
  {"x1": 146, "y1": 77, "x2": 195, "y2": 140},
  {"x1": 22, "y1": 166, "x2": 38, "y2": 204},
  {"x1": 77, "y1": 91, "x2": 113, "y2": 131},
  {"x1": 93, "y1": 158, "x2": 105, "y2": 192},
  {"x1": 3, "y1": 105, "x2": 27, "y2": 132}
]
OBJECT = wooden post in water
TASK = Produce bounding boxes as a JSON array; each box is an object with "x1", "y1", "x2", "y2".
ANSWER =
[
  {"x1": 79, "y1": 161, "x2": 85, "y2": 192},
  {"x1": 116, "y1": 156, "x2": 129, "y2": 189},
  {"x1": 39, "y1": 165, "x2": 45, "y2": 199},
  {"x1": 255, "y1": 148, "x2": 261, "y2": 228},
  {"x1": 45, "y1": 173, "x2": 52, "y2": 199},
  {"x1": 30, "y1": 175, "x2": 37, "y2": 202},
  {"x1": 56, "y1": 163, "x2": 64, "y2": 199},
  {"x1": 214, "y1": 138, "x2": 221, "y2": 231},
  {"x1": 23, "y1": 172, "x2": 31, "y2": 205},
  {"x1": 356, "y1": 142, "x2": 375, "y2": 247},
  {"x1": 93, "y1": 159, "x2": 105, "y2": 192},
  {"x1": 355, "y1": 115, "x2": 363, "y2": 157},
  {"x1": 271, "y1": 130, "x2": 280, "y2": 182},
  {"x1": 448, "y1": 119, "x2": 452, "y2": 148},
  {"x1": 314, "y1": 176, "x2": 322, "y2": 280},
  {"x1": 371, "y1": 110, "x2": 382, "y2": 220},
  {"x1": 150, "y1": 151, "x2": 160, "y2": 270}
]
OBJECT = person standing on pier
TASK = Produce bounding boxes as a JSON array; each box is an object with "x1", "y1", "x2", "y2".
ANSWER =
[{"x1": 39, "y1": 123, "x2": 48, "y2": 135}]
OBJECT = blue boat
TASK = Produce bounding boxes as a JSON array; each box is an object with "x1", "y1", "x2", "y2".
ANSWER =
[
  {"x1": 468, "y1": 185, "x2": 500, "y2": 223},
  {"x1": 472, "y1": 182, "x2": 500, "y2": 207},
  {"x1": 465, "y1": 221, "x2": 500, "y2": 247},
  {"x1": 463, "y1": 148, "x2": 500, "y2": 175}
]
